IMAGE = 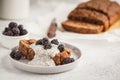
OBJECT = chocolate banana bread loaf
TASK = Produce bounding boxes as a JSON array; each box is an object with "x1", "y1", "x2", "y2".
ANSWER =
[
  {"x1": 68, "y1": 9, "x2": 109, "y2": 31},
  {"x1": 62, "y1": 0, "x2": 120, "y2": 34},
  {"x1": 77, "y1": 0, "x2": 120, "y2": 26}
]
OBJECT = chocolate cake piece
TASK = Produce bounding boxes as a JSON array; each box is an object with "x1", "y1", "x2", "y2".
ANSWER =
[
  {"x1": 62, "y1": 20, "x2": 103, "y2": 34},
  {"x1": 68, "y1": 9, "x2": 109, "y2": 31}
]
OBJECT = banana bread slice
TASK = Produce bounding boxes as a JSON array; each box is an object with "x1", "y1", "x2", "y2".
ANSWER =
[
  {"x1": 68, "y1": 9, "x2": 109, "y2": 31},
  {"x1": 77, "y1": 0, "x2": 120, "y2": 26},
  {"x1": 62, "y1": 20, "x2": 103, "y2": 34}
]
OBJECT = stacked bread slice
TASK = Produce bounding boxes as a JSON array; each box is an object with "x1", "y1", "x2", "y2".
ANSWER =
[{"x1": 62, "y1": 0, "x2": 120, "y2": 34}]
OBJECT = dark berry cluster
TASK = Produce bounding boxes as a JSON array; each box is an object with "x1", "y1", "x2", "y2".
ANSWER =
[
  {"x1": 62, "y1": 58, "x2": 75, "y2": 64},
  {"x1": 36, "y1": 38, "x2": 51, "y2": 49},
  {"x1": 36, "y1": 38, "x2": 60, "y2": 50},
  {"x1": 3, "y1": 22, "x2": 28, "y2": 36},
  {"x1": 36, "y1": 38, "x2": 66, "y2": 52},
  {"x1": 10, "y1": 50, "x2": 23, "y2": 60}
]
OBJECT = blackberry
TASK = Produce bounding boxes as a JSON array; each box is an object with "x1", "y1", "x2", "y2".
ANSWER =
[
  {"x1": 42, "y1": 37, "x2": 49, "y2": 45},
  {"x1": 14, "y1": 51, "x2": 23, "y2": 60},
  {"x1": 12, "y1": 27, "x2": 20, "y2": 35},
  {"x1": 58, "y1": 44, "x2": 64, "y2": 52},
  {"x1": 62, "y1": 58, "x2": 75, "y2": 64},
  {"x1": 10, "y1": 50, "x2": 23, "y2": 60},
  {"x1": 36, "y1": 39, "x2": 43, "y2": 45},
  {"x1": 51, "y1": 39, "x2": 59, "y2": 45},
  {"x1": 7, "y1": 30, "x2": 14, "y2": 36},
  {"x1": 3, "y1": 32, "x2": 8, "y2": 35},
  {"x1": 4, "y1": 27, "x2": 11, "y2": 32},
  {"x1": 9, "y1": 22, "x2": 17, "y2": 29},
  {"x1": 10, "y1": 50, "x2": 16, "y2": 58},
  {"x1": 44, "y1": 43, "x2": 52, "y2": 49},
  {"x1": 18, "y1": 24, "x2": 23, "y2": 30},
  {"x1": 3, "y1": 22, "x2": 28, "y2": 36},
  {"x1": 14, "y1": 34, "x2": 20, "y2": 36},
  {"x1": 20, "y1": 29, "x2": 28, "y2": 35}
]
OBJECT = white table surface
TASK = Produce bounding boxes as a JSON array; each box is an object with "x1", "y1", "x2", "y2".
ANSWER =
[{"x1": 0, "y1": 0, "x2": 120, "y2": 80}]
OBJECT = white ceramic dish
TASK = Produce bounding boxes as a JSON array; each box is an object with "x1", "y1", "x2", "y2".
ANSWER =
[
  {"x1": 9, "y1": 42, "x2": 81, "y2": 74},
  {"x1": 0, "y1": 32, "x2": 29, "y2": 49}
]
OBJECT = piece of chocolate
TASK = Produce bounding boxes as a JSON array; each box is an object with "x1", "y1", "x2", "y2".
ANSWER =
[{"x1": 47, "y1": 18, "x2": 57, "y2": 38}]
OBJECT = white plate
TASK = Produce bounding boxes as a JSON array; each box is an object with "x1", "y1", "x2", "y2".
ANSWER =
[{"x1": 9, "y1": 42, "x2": 81, "y2": 74}]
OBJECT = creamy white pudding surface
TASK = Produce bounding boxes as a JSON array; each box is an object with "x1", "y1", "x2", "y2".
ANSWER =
[{"x1": 28, "y1": 44, "x2": 60, "y2": 66}]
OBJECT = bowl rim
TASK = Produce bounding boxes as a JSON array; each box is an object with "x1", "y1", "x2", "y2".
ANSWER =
[{"x1": 1, "y1": 31, "x2": 29, "y2": 39}]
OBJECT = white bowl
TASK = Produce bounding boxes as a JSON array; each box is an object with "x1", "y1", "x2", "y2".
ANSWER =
[
  {"x1": 0, "y1": 32, "x2": 29, "y2": 49},
  {"x1": 9, "y1": 42, "x2": 81, "y2": 74}
]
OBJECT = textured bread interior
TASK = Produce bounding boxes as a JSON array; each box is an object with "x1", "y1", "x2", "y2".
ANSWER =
[{"x1": 62, "y1": 20, "x2": 103, "y2": 34}]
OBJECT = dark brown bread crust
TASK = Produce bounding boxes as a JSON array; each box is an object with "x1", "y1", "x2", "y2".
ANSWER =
[
  {"x1": 108, "y1": 2, "x2": 120, "y2": 25},
  {"x1": 62, "y1": 20, "x2": 103, "y2": 34},
  {"x1": 68, "y1": 9, "x2": 109, "y2": 31},
  {"x1": 77, "y1": 0, "x2": 110, "y2": 19},
  {"x1": 77, "y1": 0, "x2": 120, "y2": 26}
]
